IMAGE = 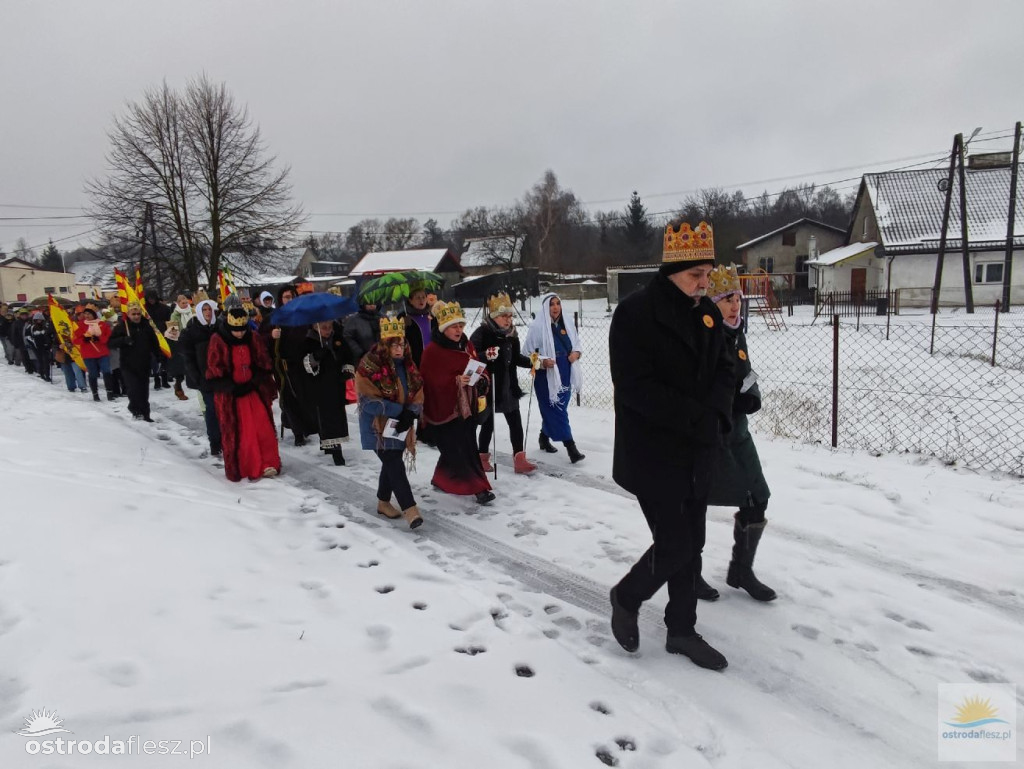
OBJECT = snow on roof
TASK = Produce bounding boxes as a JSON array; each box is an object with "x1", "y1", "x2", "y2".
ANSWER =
[
  {"x1": 735, "y1": 218, "x2": 846, "y2": 251},
  {"x1": 807, "y1": 241, "x2": 878, "y2": 267},
  {"x1": 865, "y1": 165, "x2": 1024, "y2": 251},
  {"x1": 349, "y1": 249, "x2": 453, "y2": 276},
  {"x1": 222, "y1": 247, "x2": 310, "y2": 283}
]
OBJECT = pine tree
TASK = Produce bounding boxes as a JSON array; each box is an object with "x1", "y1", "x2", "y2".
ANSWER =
[
  {"x1": 39, "y1": 240, "x2": 64, "y2": 272},
  {"x1": 623, "y1": 191, "x2": 653, "y2": 260}
]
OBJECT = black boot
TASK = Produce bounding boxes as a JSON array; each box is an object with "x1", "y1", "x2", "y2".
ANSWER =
[
  {"x1": 331, "y1": 448, "x2": 345, "y2": 466},
  {"x1": 609, "y1": 586, "x2": 639, "y2": 653},
  {"x1": 726, "y1": 515, "x2": 777, "y2": 602},
  {"x1": 474, "y1": 490, "x2": 495, "y2": 504},
  {"x1": 89, "y1": 375, "x2": 101, "y2": 402},
  {"x1": 665, "y1": 634, "x2": 728, "y2": 670},
  {"x1": 565, "y1": 441, "x2": 585, "y2": 464},
  {"x1": 102, "y1": 372, "x2": 116, "y2": 400},
  {"x1": 538, "y1": 431, "x2": 558, "y2": 453},
  {"x1": 153, "y1": 374, "x2": 162, "y2": 391},
  {"x1": 294, "y1": 433, "x2": 307, "y2": 447},
  {"x1": 695, "y1": 573, "x2": 720, "y2": 602}
]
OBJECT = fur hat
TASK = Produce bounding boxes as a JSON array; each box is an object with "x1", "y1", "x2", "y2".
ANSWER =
[{"x1": 661, "y1": 221, "x2": 716, "y2": 275}]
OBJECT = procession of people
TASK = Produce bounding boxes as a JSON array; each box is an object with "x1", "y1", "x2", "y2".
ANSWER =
[{"x1": 3, "y1": 224, "x2": 775, "y2": 671}]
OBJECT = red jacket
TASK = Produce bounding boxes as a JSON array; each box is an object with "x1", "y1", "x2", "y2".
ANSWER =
[
  {"x1": 419, "y1": 334, "x2": 489, "y2": 426},
  {"x1": 73, "y1": 320, "x2": 112, "y2": 359}
]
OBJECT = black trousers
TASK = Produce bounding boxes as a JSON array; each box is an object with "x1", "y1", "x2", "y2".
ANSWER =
[
  {"x1": 121, "y1": 368, "x2": 151, "y2": 419},
  {"x1": 477, "y1": 408, "x2": 525, "y2": 454},
  {"x1": 615, "y1": 490, "x2": 709, "y2": 637},
  {"x1": 376, "y1": 449, "x2": 416, "y2": 510}
]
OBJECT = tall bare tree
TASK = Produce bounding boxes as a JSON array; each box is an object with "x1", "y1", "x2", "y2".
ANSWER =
[
  {"x1": 521, "y1": 170, "x2": 585, "y2": 273},
  {"x1": 86, "y1": 76, "x2": 304, "y2": 292}
]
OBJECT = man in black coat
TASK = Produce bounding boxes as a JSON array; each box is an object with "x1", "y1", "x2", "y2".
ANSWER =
[
  {"x1": 146, "y1": 293, "x2": 172, "y2": 389},
  {"x1": 109, "y1": 302, "x2": 159, "y2": 421},
  {"x1": 180, "y1": 299, "x2": 222, "y2": 454},
  {"x1": 608, "y1": 222, "x2": 735, "y2": 670},
  {"x1": 342, "y1": 297, "x2": 380, "y2": 364}
]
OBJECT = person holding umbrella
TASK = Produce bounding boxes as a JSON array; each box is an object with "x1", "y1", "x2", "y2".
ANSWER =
[{"x1": 270, "y1": 284, "x2": 316, "y2": 446}]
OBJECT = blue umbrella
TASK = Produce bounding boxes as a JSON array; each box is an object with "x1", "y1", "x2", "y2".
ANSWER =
[{"x1": 270, "y1": 292, "x2": 358, "y2": 327}]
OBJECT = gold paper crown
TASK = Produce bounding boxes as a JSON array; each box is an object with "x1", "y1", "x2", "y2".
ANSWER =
[
  {"x1": 379, "y1": 315, "x2": 405, "y2": 340},
  {"x1": 487, "y1": 292, "x2": 514, "y2": 318},
  {"x1": 431, "y1": 300, "x2": 466, "y2": 331},
  {"x1": 226, "y1": 309, "x2": 249, "y2": 327},
  {"x1": 663, "y1": 221, "x2": 716, "y2": 263},
  {"x1": 708, "y1": 264, "x2": 742, "y2": 300}
]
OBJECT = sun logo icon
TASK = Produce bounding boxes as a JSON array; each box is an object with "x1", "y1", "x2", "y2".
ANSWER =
[
  {"x1": 15, "y1": 709, "x2": 73, "y2": 738},
  {"x1": 944, "y1": 696, "x2": 1010, "y2": 729}
]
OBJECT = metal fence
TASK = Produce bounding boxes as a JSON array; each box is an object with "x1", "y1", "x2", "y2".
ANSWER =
[{"x1": 505, "y1": 300, "x2": 1024, "y2": 476}]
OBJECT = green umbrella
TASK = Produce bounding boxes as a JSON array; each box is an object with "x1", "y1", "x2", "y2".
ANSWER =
[{"x1": 358, "y1": 270, "x2": 444, "y2": 305}]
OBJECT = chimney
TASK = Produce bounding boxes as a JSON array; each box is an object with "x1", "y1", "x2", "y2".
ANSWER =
[{"x1": 808, "y1": 235, "x2": 818, "y2": 260}]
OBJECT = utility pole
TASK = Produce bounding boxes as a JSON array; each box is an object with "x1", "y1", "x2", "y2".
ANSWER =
[
  {"x1": 931, "y1": 134, "x2": 961, "y2": 314},
  {"x1": 1003, "y1": 121, "x2": 1021, "y2": 312},
  {"x1": 957, "y1": 134, "x2": 975, "y2": 313}
]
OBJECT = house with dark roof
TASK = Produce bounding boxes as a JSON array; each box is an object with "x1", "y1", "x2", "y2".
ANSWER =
[
  {"x1": 735, "y1": 219, "x2": 846, "y2": 291},
  {"x1": 811, "y1": 155, "x2": 1023, "y2": 306}
]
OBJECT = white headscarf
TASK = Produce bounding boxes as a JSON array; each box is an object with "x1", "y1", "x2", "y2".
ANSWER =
[
  {"x1": 259, "y1": 291, "x2": 275, "y2": 308},
  {"x1": 524, "y1": 293, "x2": 582, "y2": 404},
  {"x1": 195, "y1": 299, "x2": 219, "y2": 326}
]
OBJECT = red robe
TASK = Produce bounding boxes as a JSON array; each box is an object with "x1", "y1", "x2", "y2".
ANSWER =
[{"x1": 206, "y1": 330, "x2": 280, "y2": 482}]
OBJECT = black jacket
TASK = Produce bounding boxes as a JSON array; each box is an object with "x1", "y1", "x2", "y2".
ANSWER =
[
  {"x1": 342, "y1": 309, "x2": 379, "y2": 364},
  {"x1": 109, "y1": 318, "x2": 159, "y2": 374},
  {"x1": 10, "y1": 318, "x2": 26, "y2": 349},
  {"x1": 469, "y1": 320, "x2": 530, "y2": 414},
  {"x1": 180, "y1": 317, "x2": 216, "y2": 392},
  {"x1": 609, "y1": 273, "x2": 735, "y2": 501},
  {"x1": 147, "y1": 301, "x2": 172, "y2": 334}
]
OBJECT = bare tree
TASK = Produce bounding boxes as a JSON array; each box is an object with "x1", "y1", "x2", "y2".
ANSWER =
[
  {"x1": 345, "y1": 218, "x2": 385, "y2": 256},
  {"x1": 86, "y1": 76, "x2": 304, "y2": 292},
  {"x1": 521, "y1": 170, "x2": 585, "y2": 273},
  {"x1": 382, "y1": 217, "x2": 421, "y2": 250},
  {"x1": 12, "y1": 237, "x2": 37, "y2": 263}
]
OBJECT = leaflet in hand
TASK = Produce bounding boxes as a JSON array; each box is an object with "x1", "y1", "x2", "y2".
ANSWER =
[
  {"x1": 383, "y1": 418, "x2": 410, "y2": 441},
  {"x1": 740, "y1": 370, "x2": 758, "y2": 394},
  {"x1": 463, "y1": 359, "x2": 487, "y2": 386}
]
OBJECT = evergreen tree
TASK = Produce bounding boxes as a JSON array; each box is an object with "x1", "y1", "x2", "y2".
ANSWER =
[
  {"x1": 39, "y1": 240, "x2": 64, "y2": 272},
  {"x1": 623, "y1": 191, "x2": 653, "y2": 260}
]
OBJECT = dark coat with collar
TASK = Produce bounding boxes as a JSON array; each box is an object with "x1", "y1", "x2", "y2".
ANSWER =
[
  {"x1": 609, "y1": 272, "x2": 735, "y2": 503},
  {"x1": 469, "y1": 319, "x2": 530, "y2": 414},
  {"x1": 108, "y1": 317, "x2": 159, "y2": 375}
]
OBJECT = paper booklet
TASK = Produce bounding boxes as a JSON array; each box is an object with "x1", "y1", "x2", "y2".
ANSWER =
[
  {"x1": 463, "y1": 359, "x2": 487, "y2": 387},
  {"x1": 383, "y1": 418, "x2": 410, "y2": 441},
  {"x1": 740, "y1": 370, "x2": 758, "y2": 394}
]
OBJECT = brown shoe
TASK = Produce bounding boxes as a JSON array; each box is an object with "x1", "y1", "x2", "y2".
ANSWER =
[
  {"x1": 174, "y1": 386, "x2": 188, "y2": 401},
  {"x1": 402, "y1": 504, "x2": 423, "y2": 530},
  {"x1": 376, "y1": 499, "x2": 402, "y2": 519}
]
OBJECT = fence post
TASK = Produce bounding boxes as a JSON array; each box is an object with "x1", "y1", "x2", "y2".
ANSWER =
[
  {"x1": 573, "y1": 311, "x2": 581, "y2": 407},
  {"x1": 992, "y1": 300, "x2": 1000, "y2": 367},
  {"x1": 832, "y1": 314, "x2": 840, "y2": 448},
  {"x1": 929, "y1": 303, "x2": 937, "y2": 355},
  {"x1": 856, "y1": 299, "x2": 861, "y2": 331}
]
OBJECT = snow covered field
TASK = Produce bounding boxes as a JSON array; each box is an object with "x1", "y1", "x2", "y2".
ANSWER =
[{"x1": 1, "y1": 362, "x2": 1022, "y2": 768}]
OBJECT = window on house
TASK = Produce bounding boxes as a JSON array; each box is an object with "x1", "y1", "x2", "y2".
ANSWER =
[
  {"x1": 974, "y1": 262, "x2": 1004, "y2": 284},
  {"x1": 17, "y1": 293, "x2": 27, "y2": 302},
  {"x1": 58, "y1": 286, "x2": 69, "y2": 293},
  {"x1": 795, "y1": 255, "x2": 809, "y2": 273},
  {"x1": 758, "y1": 257, "x2": 774, "y2": 273},
  {"x1": 782, "y1": 231, "x2": 796, "y2": 246},
  {"x1": 43, "y1": 286, "x2": 55, "y2": 293}
]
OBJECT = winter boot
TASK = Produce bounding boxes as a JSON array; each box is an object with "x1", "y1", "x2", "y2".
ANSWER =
[
  {"x1": 726, "y1": 515, "x2": 777, "y2": 602},
  {"x1": 174, "y1": 384, "x2": 188, "y2": 401},
  {"x1": 665, "y1": 634, "x2": 728, "y2": 670},
  {"x1": 103, "y1": 372, "x2": 117, "y2": 400},
  {"x1": 474, "y1": 490, "x2": 496, "y2": 505},
  {"x1": 402, "y1": 504, "x2": 424, "y2": 530},
  {"x1": 695, "y1": 574, "x2": 720, "y2": 602},
  {"x1": 513, "y1": 451, "x2": 537, "y2": 474},
  {"x1": 565, "y1": 441, "x2": 586, "y2": 464},
  {"x1": 609, "y1": 586, "x2": 639, "y2": 653},
  {"x1": 294, "y1": 433, "x2": 307, "y2": 447},
  {"x1": 376, "y1": 499, "x2": 402, "y2": 519},
  {"x1": 89, "y1": 375, "x2": 101, "y2": 402},
  {"x1": 331, "y1": 448, "x2": 346, "y2": 466},
  {"x1": 161, "y1": 372, "x2": 171, "y2": 389},
  {"x1": 153, "y1": 374, "x2": 162, "y2": 391},
  {"x1": 479, "y1": 452, "x2": 493, "y2": 472},
  {"x1": 538, "y1": 431, "x2": 558, "y2": 453}
]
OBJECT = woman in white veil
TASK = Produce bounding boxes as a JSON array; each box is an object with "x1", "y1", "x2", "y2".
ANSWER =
[{"x1": 523, "y1": 293, "x2": 585, "y2": 463}]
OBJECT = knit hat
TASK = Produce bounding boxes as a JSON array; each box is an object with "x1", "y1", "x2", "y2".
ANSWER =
[
  {"x1": 708, "y1": 264, "x2": 742, "y2": 303},
  {"x1": 81, "y1": 304, "x2": 99, "y2": 319},
  {"x1": 431, "y1": 300, "x2": 466, "y2": 332},
  {"x1": 32, "y1": 311, "x2": 44, "y2": 321},
  {"x1": 660, "y1": 221, "x2": 716, "y2": 276}
]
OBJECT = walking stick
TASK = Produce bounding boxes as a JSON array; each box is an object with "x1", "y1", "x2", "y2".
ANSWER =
[{"x1": 490, "y1": 381, "x2": 498, "y2": 480}]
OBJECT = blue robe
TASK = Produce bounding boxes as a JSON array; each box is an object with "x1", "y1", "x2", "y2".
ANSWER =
[{"x1": 534, "y1": 318, "x2": 575, "y2": 442}]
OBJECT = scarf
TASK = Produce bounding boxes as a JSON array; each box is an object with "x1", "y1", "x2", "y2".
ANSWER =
[
  {"x1": 523, "y1": 293, "x2": 582, "y2": 404},
  {"x1": 355, "y1": 342, "x2": 424, "y2": 457}
]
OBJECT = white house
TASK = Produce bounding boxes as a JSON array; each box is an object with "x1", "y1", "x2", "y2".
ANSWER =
[{"x1": 815, "y1": 156, "x2": 1024, "y2": 307}]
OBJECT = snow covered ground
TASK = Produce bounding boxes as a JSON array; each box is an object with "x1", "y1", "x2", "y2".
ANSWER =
[{"x1": 1, "y1": 361, "x2": 1022, "y2": 768}]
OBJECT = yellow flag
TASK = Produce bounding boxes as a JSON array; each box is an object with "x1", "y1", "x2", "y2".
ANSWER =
[
  {"x1": 48, "y1": 296, "x2": 87, "y2": 371},
  {"x1": 114, "y1": 269, "x2": 172, "y2": 358}
]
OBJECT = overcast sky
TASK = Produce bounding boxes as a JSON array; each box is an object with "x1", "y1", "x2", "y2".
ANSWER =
[{"x1": 3, "y1": 0, "x2": 1023, "y2": 254}]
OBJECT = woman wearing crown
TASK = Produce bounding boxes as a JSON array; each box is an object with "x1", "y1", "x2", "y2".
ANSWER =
[
  {"x1": 419, "y1": 301, "x2": 495, "y2": 504},
  {"x1": 355, "y1": 316, "x2": 425, "y2": 529},
  {"x1": 206, "y1": 307, "x2": 281, "y2": 482},
  {"x1": 524, "y1": 293, "x2": 585, "y2": 463},
  {"x1": 700, "y1": 264, "x2": 776, "y2": 603},
  {"x1": 298, "y1": 318, "x2": 355, "y2": 466},
  {"x1": 470, "y1": 292, "x2": 537, "y2": 474}
]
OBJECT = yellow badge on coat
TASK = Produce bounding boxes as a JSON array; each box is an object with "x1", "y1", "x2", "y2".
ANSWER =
[
  {"x1": 702, "y1": 315, "x2": 714, "y2": 328},
  {"x1": 738, "y1": 349, "x2": 747, "y2": 361},
  {"x1": 560, "y1": 328, "x2": 567, "y2": 335}
]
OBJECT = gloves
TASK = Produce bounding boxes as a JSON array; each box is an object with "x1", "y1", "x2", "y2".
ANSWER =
[
  {"x1": 233, "y1": 380, "x2": 257, "y2": 397},
  {"x1": 485, "y1": 346, "x2": 499, "y2": 362},
  {"x1": 394, "y1": 408, "x2": 416, "y2": 433},
  {"x1": 734, "y1": 391, "x2": 761, "y2": 415}
]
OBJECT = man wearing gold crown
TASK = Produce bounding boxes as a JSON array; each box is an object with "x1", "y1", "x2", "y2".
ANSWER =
[
  {"x1": 470, "y1": 292, "x2": 537, "y2": 474},
  {"x1": 607, "y1": 222, "x2": 736, "y2": 670}
]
